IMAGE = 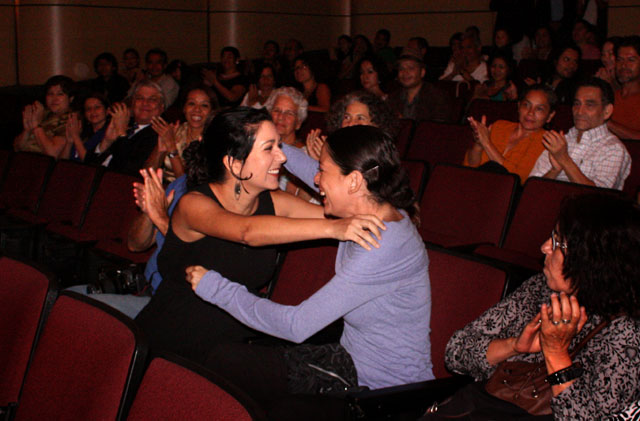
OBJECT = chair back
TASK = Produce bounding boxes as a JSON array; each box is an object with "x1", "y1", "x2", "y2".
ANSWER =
[
  {"x1": 127, "y1": 355, "x2": 264, "y2": 421},
  {"x1": 405, "y1": 121, "x2": 474, "y2": 167},
  {"x1": 395, "y1": 118, "x2": 415, "y2": 158},
  {"x1": 466, "y1": 99, "x2": 518, "y2": 126},
  {"x1": 401, "y1": 159, "x2": 429, "y2": 202},
  {"x1": 270, "y1": 240, "x2": 339, "y2": 305},
  {"x1": 0, "y1": 256, "x2": 57, "y2": 408},
  {"x1": 15, "y1": 291, "x2": 148, "y2": 421},
  {"x1": 0, "y1": 152, "x2": 54, "y2": 213},
  {"x1": 622, "y1": 139, "x2": 640, "y2": 198},
  {"x1": 427, "y1": 245, "x2": 507, "y2": 378},
  {"x1": 419, "y1": 164, "x2": 518, "y2": 247},
  {"x1": 297, "y1": 111, "x2": 327, "y2": 141}
]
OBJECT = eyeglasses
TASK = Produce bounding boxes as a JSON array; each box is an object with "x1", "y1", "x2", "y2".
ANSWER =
[
  {"x1": 271, "y1": 107, "x2": 297, "y2": 119},
  {"x1": 133, "y1": 96, "x2": 162, "y2": 105},
  {"x1": 551, "y1": 229, "x2": 568, "y2": 252},
  {"x1": 294, "y1": 64, "x2": 308, "y2": 72}
]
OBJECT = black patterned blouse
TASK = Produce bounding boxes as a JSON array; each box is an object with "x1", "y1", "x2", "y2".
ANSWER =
[{"x1": 445, "y1": 273, "x2": 640, "y2": 419}]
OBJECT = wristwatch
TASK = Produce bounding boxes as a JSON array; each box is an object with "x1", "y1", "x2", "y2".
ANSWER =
[
  {"x1": 546, "y1": 363, "x2": 584, "y2": 386},
  {"x1": 168, "y1": 150, "x2": 179, "y2": 159}
]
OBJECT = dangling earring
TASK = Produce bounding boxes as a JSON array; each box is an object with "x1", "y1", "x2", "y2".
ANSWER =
[{"x1": 234, "y1": 180, "x2": 242, "y2": 200}]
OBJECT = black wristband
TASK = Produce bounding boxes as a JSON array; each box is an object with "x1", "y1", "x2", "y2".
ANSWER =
[{"x1": 546, "y1": 363, "x2": 584, "y2": 386}]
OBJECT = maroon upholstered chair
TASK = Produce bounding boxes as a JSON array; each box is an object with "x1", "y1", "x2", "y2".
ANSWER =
[
  {"x1": 0, "y1": 152, "x2": 54, "y2": 213},
  {"x1": 427, "y1": 245, "x2": 507, "y2": 378},
  {"x1": 405, "y1": 121, "x2": 474, "y2": 168},
  {"x1": 14, "y1": 291, "x2": 147, "y2": 421},
  {"x1": 270, "y1": 239, "x2": 339, "y2": 306},
  {"x1": 0, "y1": 150, "x2": 10, "y2": 185},
  {"x1": 401, "y1": 159, "x2": 429, "y2": 202},
  {"x1": 127, "y1": 355, "x2": 266, "y2": 421},
  {"x1": 474, "y1": 177, "x2": 621, "y2": 272},
  {"x1": 550, "y1": 103, "x2": 573, "y2": 132},
  {"x1": 395, "y1": 118, "x2": 415, "y2": 158},
  {"x1": 418, "y1": 164, "x2": 518, "y2": 248},
  {"x1": 466, "y1": 99, "x2": 518, "y2": 126},
  {"x1": 621, "y1": 139, "x2": 640, "y2": 199},
  {"x1": 297, "y1": 111, "x2": 328, "y2": 142},
  {"x1": 0, "y1": 256, "x2": 57, "y2": 420}
]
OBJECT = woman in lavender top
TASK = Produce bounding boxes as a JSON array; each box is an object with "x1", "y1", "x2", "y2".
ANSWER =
[{"x1": 187, "y1": 125, "x2": 432, "y2": 418}]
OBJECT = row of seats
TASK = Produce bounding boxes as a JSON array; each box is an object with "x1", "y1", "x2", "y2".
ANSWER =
[
  {"x1": 1, "y1": 237, "x2": 507, "y2": 419},
  {"x1": 0, "y1": 255, "x2": 264, "y2": 421},
  {"x1": 0, "y1": 151, "x2": 151, "y2": 285}
]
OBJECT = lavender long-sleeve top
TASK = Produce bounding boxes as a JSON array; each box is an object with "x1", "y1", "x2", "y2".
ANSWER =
[{"x1": 195, "y1": 144, "x2": 433, "y2": 389}]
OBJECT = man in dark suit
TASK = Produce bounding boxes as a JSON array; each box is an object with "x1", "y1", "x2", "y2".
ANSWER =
[{"x1": 87, "y1": 80, "x2": 163, "y2": 175}]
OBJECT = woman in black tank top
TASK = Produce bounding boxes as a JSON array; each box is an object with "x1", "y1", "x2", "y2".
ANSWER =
[{"x1": 135, "y1": 108, "x2": 383, "y2": 364}]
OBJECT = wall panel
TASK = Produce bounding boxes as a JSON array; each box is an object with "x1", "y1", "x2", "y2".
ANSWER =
[
  {"x1": 0, "y1": 3, "x2": 16, "y2": 86},
  {"x1": 609, "y1": 0, "x2": 640, "y2": 36}
]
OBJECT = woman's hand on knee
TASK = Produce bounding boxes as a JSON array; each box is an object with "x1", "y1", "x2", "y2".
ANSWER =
[{"x1": 186, "y1": 265, "x2": 209, "y2": 291}]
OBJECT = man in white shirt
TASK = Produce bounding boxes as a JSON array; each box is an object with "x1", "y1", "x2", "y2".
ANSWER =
[
  {"x1": 529, "y1": 77, "x2": 631, "y2": 190},
  {"x1": 143, "y1": 48, "x2": 179, "y2": 108}
]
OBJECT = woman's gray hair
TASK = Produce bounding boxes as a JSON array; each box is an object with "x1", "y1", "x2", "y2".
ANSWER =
[
  {"x1": 264, "y1": 86, "x2": 308, "y2": 124},
  {"x1": 128, "y1": 79, "x2": 166, "y2": 111}
]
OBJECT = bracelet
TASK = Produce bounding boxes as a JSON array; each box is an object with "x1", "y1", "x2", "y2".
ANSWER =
[
  {"x1": 168, "y1": 150, "x2": 179, "y2": 159},
  {"x1": 546, "y1": 362, "x2": 584, "y2": 386}
]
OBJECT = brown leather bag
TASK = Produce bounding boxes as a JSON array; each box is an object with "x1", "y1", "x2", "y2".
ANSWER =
[{"x1": 484, "y1": 319, "x2": 609, "y2": 416}]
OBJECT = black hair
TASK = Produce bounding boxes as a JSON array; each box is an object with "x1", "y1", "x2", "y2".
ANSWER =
[
  {"x1": 124, "y1": 48, "x2": 139, "y2": 58},
  {"x1": 221, "y1": 46, "x2": 240, "y2": 60},
  {"x1": 409, "y1": 36, "x2": 429, "y2": 52},
  {"x1": 353, "y1": 34, "x2": 373, "y2": 56},
  {"x1": 617, "y1": 35, "x2": 640, "y2": 58},
  {"x1": 180, "y1": 84, "x2": 218, "y2": 113},
  {"x1": 356, "y1": 54, "x2": 390, "y2": 88},
  {"x1": 376, "y1": 29, "x2": 391, "y2": 43},
  {"x1": 556, "y1": 194, "x2": 640, "y2": 318},
  {"x1": 294, "y1": 53, "x2": 319, "y2": 80},
  {"x1": 604, "y1": 36, "x2": 623, "y2": 55},
  {"x1": 82, "y1": 92, "x2": 110, "y2": 136},
  {"x1": 83, "y1": 91, "x2": 110, "y2": 110},
  {"x1": 326, "y1": 90, "x2": 397, "y2": 136},
  {"x1": 487, "y1": 51, "x2": 515, "y2": 82},
  {"x1": 550, "y1": 42, "x2": 582, "y2": 67},
  {"x1": 576, "y1": 77, "x2": 615, "y2": 106},
  {"x1": 185, "y1": 107, "x2": 270, "y2": 188},
  {"x1": 44, "y1": 75, "x2": 75, "y2": 98},
  {"x1": 264, "y1": 40, "x2": 280, "y2": 54},
  {"x1": 520, "y1": 83, "x2": 558, "y2": 112},
  {"x1": 325, "y1": 125, "x2": 418, "y2": 224},
  {"x1": 449, "y1": 32, "x2": 463, "y2": 48},
  {"x1": 93, "y1": 52, "x2": 118, "y2": 74},
  {"x1": 145, "y1": 48, "x2": 168, "y2": 65},
  {"x1": 337, "y1": 34, "x2": 354, "y2": 61}
]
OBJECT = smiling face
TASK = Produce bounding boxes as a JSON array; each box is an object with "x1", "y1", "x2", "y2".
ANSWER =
[
  {"x1": 572, "y1": 86, "x2": 612, "y2": 133},
  {"x1": 555, "y1": 48, "x2": 579, "y2": 79},
  {"x1": 601, "y1": 41, "x2": 616, "y2": 70},
  {"x1": 45, "y1": 84, "x2": 71, "y2": 115},
  {"x1": 239, "y1": 121, "x2": 286, "y2": 193},
  {"x1": 397, "y1": 59, "x2": 425, "y2": 89},
  {"x1": 270, "y1": 94, "x2": 299, "y2": 141},
  {"x1": 131, "y1": 86, "x2": 163, "y2": 124},
  {"x1": 84, "y1": 97, "x2": 107, "y2": 129},
  {"x1": 124, "y1": 51, "x2": 139, "y2": 70},
  {"x1": 294, "y1": 59, "x2": 313, "y2": 84},
  {"x1": 183, "y1": 89, "x2": 212, "y2": 130},
  {"x1": 258, "y1": 67, "x2": 276, "y2": 92},
  {"x1": 314, "y1": 146, "x2": 351, "y2": 217},
  {"x1": 359, "y1": 60, "x2": 380, "y2": 91},
  {"x1": 518, "y1": 89, "x2": 554, "y2": 131},
  {"x1": 342, "y1": 101, "x2": 374, "y2": 128},
  {"x1": 145, "y1": 53, "x2": 166, "y2": 79},
  {"x1": 494, "y1": 29, "x2": 510, "y2": 48},
  {"x1": 490, "y1": 57, "x2": 509, "y2": 82}
]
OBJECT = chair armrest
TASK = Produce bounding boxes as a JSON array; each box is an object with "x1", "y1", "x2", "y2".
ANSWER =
[{"x1": 346, "y1": 375, "x2": 473, "y2": 420}]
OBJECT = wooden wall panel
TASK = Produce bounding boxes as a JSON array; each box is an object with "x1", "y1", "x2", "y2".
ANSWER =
[
  {"x1": 0, "y1": 4, "x2": 16, "y2": 86},
  {"x1": 609, "y1": 0, "x2": 640, "y2": 36}
]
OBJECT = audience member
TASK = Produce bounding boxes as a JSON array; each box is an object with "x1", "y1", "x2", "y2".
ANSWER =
[
  {"x1": 472, "y1": 52, "x2": 518, "y2": 102},
  {"x1": 421, "y1": 194, "x2": 640, "y2": 419},
  {"x1": 357, "y1": 54, "x2": 389, "y2": 100},
  {"x1": 595, "y1": 36, "x2": 622, "y2": 90},
  {"x1": 522, "y1": 25, "x2": 554, "y2": 60},
  {"x1": 572, "y1": 19, "x2": 601, "y2": 60},
  {"x1": 147, "y1": 85, "x2": 216, "y2": 183},
  {"x1": 608, "y1": 36, "x2": 640, "y2": 140},
  {"x1": 186, "y1": 125, "x2": 432, "y2": 420},
  {"x1": 62, "y1": 93, "x2": 110, "y2": 161},
  {"x1": 141, "y1": 48, "x2": 179, "y2": 108},
  {"x1": 465, "y1": 25, "x2": 481, "y2": 44},
  {"x1": 464, "y1": 84, "x2": 556, "y2": 182},
  {"x1": 530, "y1": 77, "x2": 631, "y2": 190},
  {"x1": 293, "y1": 54, "x2": 331, "y2": 112},
  {"x1": 85, "y1": 79, "x2": 163, "y2": 175},
  {"x1": 121, "y1": 47, "x2": 144, "y2": 85},
  {"x1": 491, "y1": 27, "x2": 513, "y2": 57},
  {"x1": 134, "y1": 108, "x2": 383, "y2": 366},
  {"x1": 374, "y1": 28, "x2": 396, "y2": 68},
  {"x1": 280, "y1": 38, "x2": 304, "y2": 85},
  {"x1": 541, "y1": 44, "x2": 581, "y2": 104},
  {"x1": 440, "y1": 35, "x2": 489, "y2": 83},
  {"x1": 202, "y1": 46, "x2": 248, "y2": 109},
  {"x1": 89, "y1": 52, "x2": 130, "y2": 104},
  {"x1": 335, "y1": 34, "x2": 356, "y2": 80},
  {"x1": 408, "y1": 36, "x2": 429, "y2": 63},
  {"x1": 14, "y1": 75, "x2": 74, "y2": 158},
  {"x1": 241, "y1": 63, "x2": 277, "y2": 109},
  {"x1": 389, "y1": 48, "x2": 453, "y2": 121}
]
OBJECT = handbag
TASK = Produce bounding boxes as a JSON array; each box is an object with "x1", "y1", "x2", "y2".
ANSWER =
[{"x1": 484, "y1": 318, "x2": 609, "y2": 415}]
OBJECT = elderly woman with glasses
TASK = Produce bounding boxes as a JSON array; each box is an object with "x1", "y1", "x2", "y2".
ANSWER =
[{"x1": 422, "y1": 194, "x2": 640, "y2": 420}]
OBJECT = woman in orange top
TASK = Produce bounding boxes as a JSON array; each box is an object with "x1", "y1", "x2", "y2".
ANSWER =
[{"x1": 463, "y1": 84, "x2": 557, "y2": 183}]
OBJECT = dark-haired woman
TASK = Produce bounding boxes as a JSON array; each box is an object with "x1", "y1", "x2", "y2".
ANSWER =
[
  {"x1": 62, "y1": 93, "x2": 109, "y2": 161},
  {"x1": 294, "y1": 55, "x2": 331, "y2": 112},
  {"x1": 135, "y1": 108, "x2": 385, "y2": 365},
  {"x1": 422, "y1": 194, "x2": 640, "y2": 420},
  {"x1": 358, "y1": 55, "x2": 389, "y2": 100},
  {"x1": 89, "y1": 52, "x2": 130, "y2": 104},
  {"x1": 186, "y1": 125, "x2": 433, "y2": 418},
  {"x1": 472, "y1": 53, "x2": 518, "y2": 102},
  {"x1": 14, "y1": 75, "x2": 74, "y2": 158},
  {"x1": 202, "y1": 46, "x2": 248, "y2": 108}
]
